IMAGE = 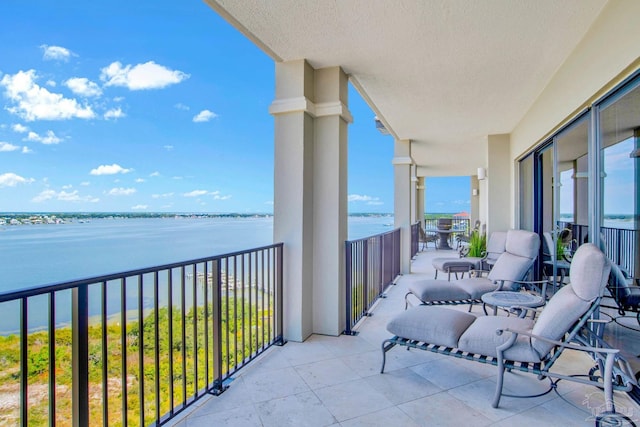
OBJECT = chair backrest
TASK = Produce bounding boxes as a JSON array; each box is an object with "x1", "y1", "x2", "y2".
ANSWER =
[
  {"x1": 542, "y1": 231, "x2": 556, "y2": 262},
  {"x1": 608, "y1": 262, "x2": 633, "y2": 302},
  {"x1": 485, "y1": 231, "x2": 507, "y2": 264},
  {"x1": 487, "y1": 230, "x2": 539, "y2": 288},
  {"x1": 531, "y1": 243, "x2": 610, "y2": 357}
]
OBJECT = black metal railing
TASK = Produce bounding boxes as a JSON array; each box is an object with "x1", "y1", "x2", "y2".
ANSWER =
[
  {"x1": 344, "y1": 228, "x2": 401, "y2": 335},
  {"x1": 0, "y1": 243, "x2": 284, "y2": 426},
  {"x1": 410, "y1": 222, "x2": 420, "y2": 258},
  {"x1": 558, "y1": 222, "x2": 638, "y2": 277}
]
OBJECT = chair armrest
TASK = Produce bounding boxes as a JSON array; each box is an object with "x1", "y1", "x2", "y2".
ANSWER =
[{"x1": 496, "y1": 327, "x2": 620, "y2": 355}]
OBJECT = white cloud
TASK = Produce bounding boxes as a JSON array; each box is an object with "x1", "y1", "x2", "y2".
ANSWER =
[
  {"x1": 348, "y1": 194, "x2": 376, "y2": 202},
  {"x1": 183, "y1": 190, "x2": 230, "y2": 199},
  {"x1": 193, "y1": 109, "x2": 217, "y2": 122},
  {"x1": 113, "y1": 96, "x2": 125, "y2": 102},
  {"x1": 135, "y1": 178, "x2": 145, "y2": 183},
  {"x1": 41, "y1": 45, "x2": 74, "y2": 62},
  {"x1": 90, "y1": 164, "x2": 132, "y2": 175},
  {"x1": 152, "y1": 192, "x2": 173, "y2": 199},
  {"x1": 12, "y1": 124, "x2": 28, "y2": 133},
  {"x1": 348, "y1": 194, "x2": 383, "y2": 205},
  {"x1": 149, "y1": 171, "x2": 160, "y2": 177},
  {"x1": 26, "y1": 130, "x2": 62, "y2": 144},
  {"x1": 184, "y1": 190, "x2": 208, "y2": 197},
  {"x1": 0, "y1": 142, "x2": 20, "y2": 152},
  {"x1": 65, "y1": 77, "x2": 102, "y2": 97},
  {"x1": 210, "y1": 190, "x2": 231, "y2": 200},
  {"x1": 265, "y1": 201, "x2": 274, "y2": 205},
  {"x1": 100, "y1": 61, "x2": 189, "y2": 90},
  {"x1": 175, "y1": 103, "x2": 189, "y2": 111},
  {"x1": 62, "y1": 184, "x2": 73, "y2": 189},
  {"x1": 131, "y1": 204, "x2": 148, "y2": 210},
  {"x1": 80, "y1": 181, "x2": 90, "y2": 186},
  {"x1": 32, "y1": 189, "x2": 99, "y2": 203},
  {"x1": 106, "y1": 187, "x2": 136, "y2": 196},
  {"x1": 172, "y1": 176, "x2": 183, "y2": 180},
  {"x1": 0, "y1": 70, "x2": 95, "y2": 121},
  {"x1": 46, "y1": 80, "x2": 56, "y2": 87},
  {"x1": 0, "y1": 172, "x2": 34, "y2": 187},
  {"x1": 104, "y1": 107, "x2": 125, "y2": 120},
  {"x1": 164, "y1": 145, "x2": 173, "y2": 151},
  {"x1": 22, "y1": 146, "x2": 32, "y2": 154}
]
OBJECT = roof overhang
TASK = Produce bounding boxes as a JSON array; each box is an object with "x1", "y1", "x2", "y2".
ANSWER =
[{"x1": 205, "y1": 0, "x2": 609, "y2": 176}]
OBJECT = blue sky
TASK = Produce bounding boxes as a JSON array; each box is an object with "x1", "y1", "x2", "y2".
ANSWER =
[{"x1": 0, "y1": 0, "x2": 469, "y2": 214}]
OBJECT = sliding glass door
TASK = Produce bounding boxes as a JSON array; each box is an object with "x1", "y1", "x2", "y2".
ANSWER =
[{"x1": 520, "y1": 73, "x2": 640, "y2": 285}]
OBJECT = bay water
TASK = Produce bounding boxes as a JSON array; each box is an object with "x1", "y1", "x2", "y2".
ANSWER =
[{"x1": 0, "y1": 215, "x2": 393, "y2": 333}]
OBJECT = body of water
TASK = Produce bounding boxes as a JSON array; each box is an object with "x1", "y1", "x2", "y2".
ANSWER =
[{"x1": 0, "y1": 215, "x2": 394, "y2": 294}]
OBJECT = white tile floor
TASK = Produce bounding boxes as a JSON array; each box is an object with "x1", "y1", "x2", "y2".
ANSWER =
[{"x1": 166, "y1": 248, "x2": 640, "y2": 426}]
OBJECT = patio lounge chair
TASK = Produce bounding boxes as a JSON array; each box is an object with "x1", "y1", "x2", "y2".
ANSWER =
[
  {"x1": 404, "y1": 229, "x2": 538, "y2": 309},
  {"x1": 603, "y1": 262, "x2": 640, "y2": 328},
  {"x1": 382, "y1": 244, "x2": 639, "y2": 424}
]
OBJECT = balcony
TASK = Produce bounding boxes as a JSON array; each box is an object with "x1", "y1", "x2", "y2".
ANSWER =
[{"x1": 165, "y1": 247, "x2": 639, "y2": 426}]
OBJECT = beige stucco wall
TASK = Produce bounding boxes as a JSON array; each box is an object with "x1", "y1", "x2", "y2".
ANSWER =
[{"x1": 509, "y1": 0, "x2": 640, "y2": 224}]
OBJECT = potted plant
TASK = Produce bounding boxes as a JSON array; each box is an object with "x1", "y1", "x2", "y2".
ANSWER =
[{"x1": 467, "y1": 229, "x2": 487, "y2": 257}]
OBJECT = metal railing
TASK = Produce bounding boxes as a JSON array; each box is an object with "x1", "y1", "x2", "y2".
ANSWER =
[
  {"x1": 410, "y1": 222, "x2": 420, "y2": 258},
  {"x1": 344, "y1": 228, "x2": 401, "y2": 335},
  {"x1": 558, "y1": 222, "x2": 638, "y2": 278},
  {"x1": 425, "y1": 218, "x2": 470, "y2": 238},
  {"x1": 0, "y1": 243, "x2": 284, "y2": 426}
]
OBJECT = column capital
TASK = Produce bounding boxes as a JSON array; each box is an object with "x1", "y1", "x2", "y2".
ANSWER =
[
  {"x1": 269, "y1": 97, "x2": 353, "y2": 123},
  {"x1": 392, "y1": 156, "x2": 414, "y2": 165}
]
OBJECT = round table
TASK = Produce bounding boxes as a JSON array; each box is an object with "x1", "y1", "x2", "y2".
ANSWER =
[
  {"x1": 481, "y1": 291, "x2": 545, "y2": 316},
  {"x1": 427, "y1": 228, "x2": 455, "y2": 250}
]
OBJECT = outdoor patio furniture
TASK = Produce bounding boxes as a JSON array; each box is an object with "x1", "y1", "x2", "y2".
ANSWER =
[
  {"x1": 542, "y1": 231, "x2": 572, "y2": 293},
  {"x1": 418, "y1": 225, "x2": 439, "y2": 250},
  {"x1": 455, "y1": 219, "x2": 481, "y2": 249},
  {"x1": 382, "y1": 244, "x2": 639, "y2": 424},
  {"x1": 405, "y1": 229, "x2": 536, "y2": 309},
  {"x1": 431, "y1": 257, "x2": 480, "y2": 281},
  {"x1": 603, "y1": 262, "x2": 640, "y2": 329}
]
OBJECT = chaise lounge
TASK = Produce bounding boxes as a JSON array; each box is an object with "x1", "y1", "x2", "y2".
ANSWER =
[
  {"x1": 383, "y1": 243, "x2": 639, "y2": 423},
  {"x1": 404, "y1": 229, "x2": 539, "y2": 309}
]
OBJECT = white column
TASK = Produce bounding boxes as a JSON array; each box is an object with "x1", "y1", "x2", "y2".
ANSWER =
[
  {"x1": 486, "y1": 134, "x2": 511, "y2": 234},
  {"x1": 410, "y1": 164, "x2": 418, "y2": 225},
  {"x1": 270, "y1": 60, "x2": 351, "y2": 341},
  {"x1": 393, "y1": 139, "x2": 413, "y2": 274},
  {"x1": 312, "y1": 66, "x2": 351, "y2": 336},
  {"x1": 470, "y1": 175, "x2": 480, "y2": 226},
  {"x1": 417, "y1": 177, "x2": 425, "y2": 226}
]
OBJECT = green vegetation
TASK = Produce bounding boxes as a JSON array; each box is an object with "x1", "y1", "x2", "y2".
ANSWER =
[
  {"x1": 0, "y1": 297, "x2": 274, "y2": 426},
  {"x1": 467, "y1": 229, "x2": 487, "y2": 257}
]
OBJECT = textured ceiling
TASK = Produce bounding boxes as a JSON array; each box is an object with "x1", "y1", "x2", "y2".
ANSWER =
[{"x1": 206, "y1": 0, "x2": 608, "y2": 176}]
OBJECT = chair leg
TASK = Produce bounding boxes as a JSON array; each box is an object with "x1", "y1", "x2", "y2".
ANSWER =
[{"x1": 493, "y1": 358, "x2": 506, "y2": 408}]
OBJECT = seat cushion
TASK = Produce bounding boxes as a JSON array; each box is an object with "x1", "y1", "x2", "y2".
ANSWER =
[
  {"x1": 387, "y1": 306, "x2": 477, "y2": 348},
  {"x1": 458, "y1": 315, "x2": 540, "y2": 362},
  {"x1": 452, "y1": 277, "x2": 497, "y2": 299},
  {"x1": 408, "y1": 279, "x2": 473, "y2": 302}
]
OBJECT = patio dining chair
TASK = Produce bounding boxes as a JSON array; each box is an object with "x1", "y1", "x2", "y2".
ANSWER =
[
  {"x1": 383, "y1": 244, "x2": 639, "y2": 424},
  {"x1": 603, "y1": 262, "x2": 640, "y2": 328}
]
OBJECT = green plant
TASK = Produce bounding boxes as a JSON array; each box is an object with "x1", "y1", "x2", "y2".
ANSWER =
[
  {"x1": 556, "y1": 236, "x2": 565, "y2": 259},
  {"x1": 467, "y1": 230, "x2": 486, "y2": 257}
]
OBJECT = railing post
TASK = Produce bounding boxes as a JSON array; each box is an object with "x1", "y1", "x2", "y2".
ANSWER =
[
  {"x1": 72, "y1": 285, "x2": 89, "y2": 427},
  {"x1": 210, "y1": 259, "x2": 227, "y2": 395},
  {"x1": 362, "y1": 239, "x2": 369, "y2": 317},
  {"x1": 275, "y1": 244, "x2": 285, "y2": 345},
  {"x1": 344, "y1": 241, "x2": 354, "y2": 335}
]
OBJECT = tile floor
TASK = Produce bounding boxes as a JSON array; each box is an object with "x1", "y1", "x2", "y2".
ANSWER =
[{"x1": 166, "y1": 248, "x2": 640, "y2": 426}]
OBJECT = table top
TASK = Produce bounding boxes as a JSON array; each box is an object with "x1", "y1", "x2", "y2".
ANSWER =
[{"x1": 481, "y1": 291, "x2": 545, "y2": 308}]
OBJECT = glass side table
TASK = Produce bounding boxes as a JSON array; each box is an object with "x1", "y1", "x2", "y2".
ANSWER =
[{"x1": 481, "y1": 291, "x2": 545, "y2": 316}]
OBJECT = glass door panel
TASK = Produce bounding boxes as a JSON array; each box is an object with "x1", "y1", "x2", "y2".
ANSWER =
[{"x1": 598, "y1": 80, "x2": 640, "y2": 279}]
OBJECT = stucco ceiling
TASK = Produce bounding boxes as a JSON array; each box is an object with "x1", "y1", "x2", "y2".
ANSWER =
[{"x1": 205, "y1": 0, "x2": 608, "y2": 176}]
